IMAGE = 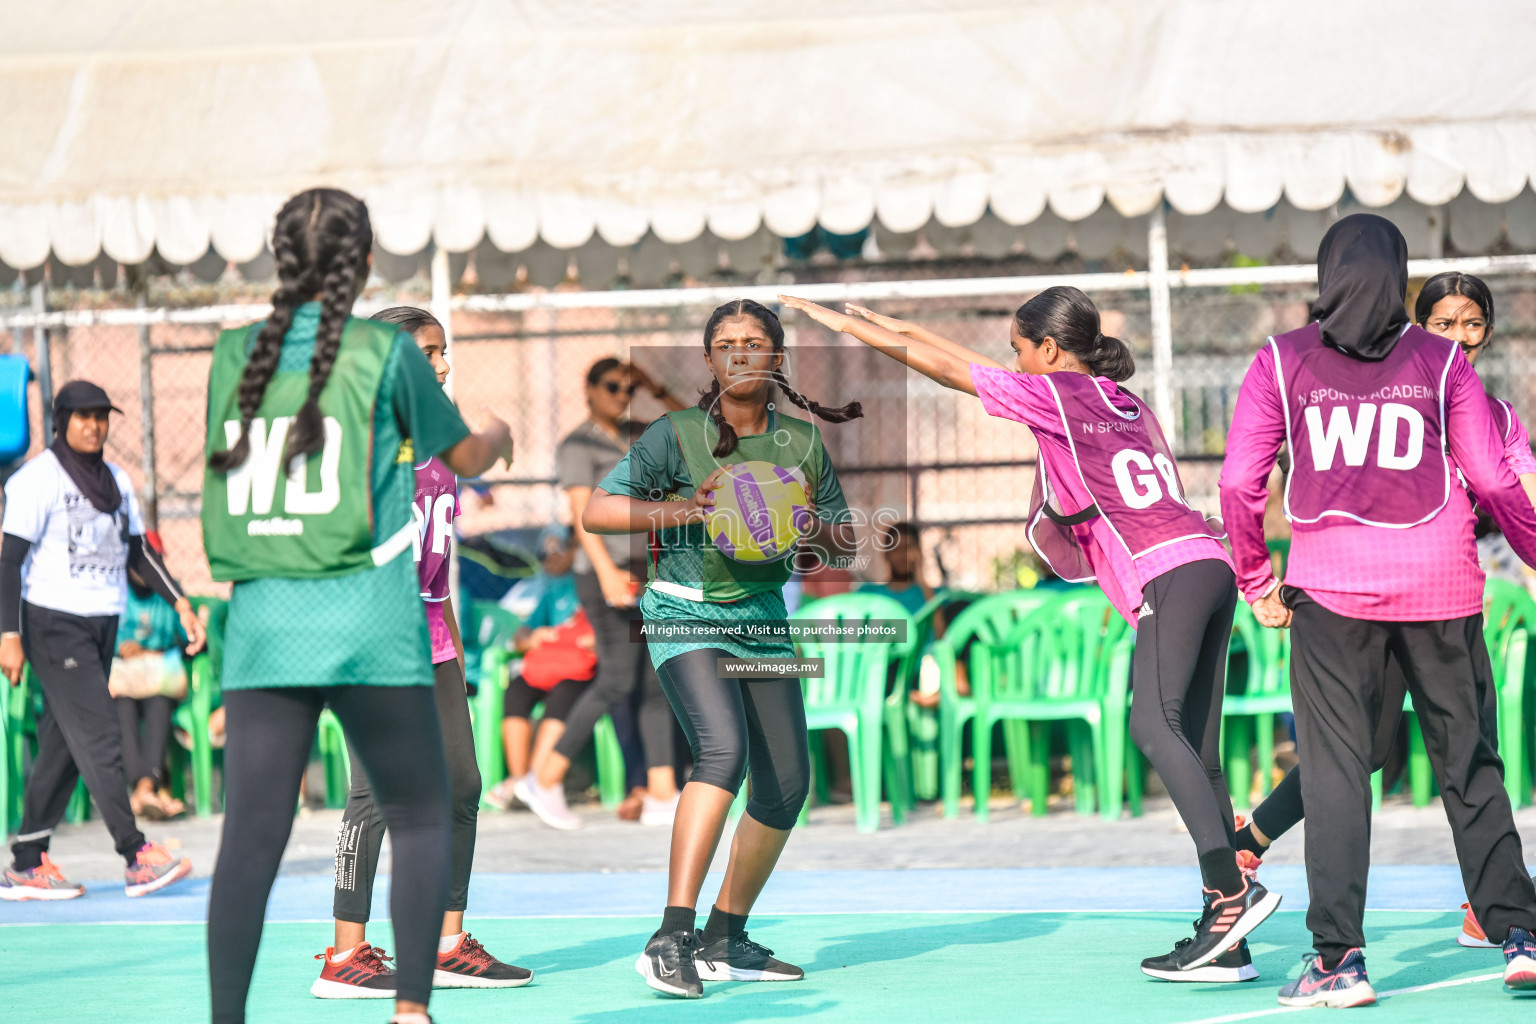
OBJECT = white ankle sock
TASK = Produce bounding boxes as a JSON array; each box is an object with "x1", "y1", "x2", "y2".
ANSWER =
[
  {"x1": 438, "y1": 932, "x2": 465, "y2": 953},
  {"x1": 389, "y1": 1014, "x2": 432, "y2": 1024},
  {"x1": 330, "y1": 944, "x2": 359, "y2": 963}
]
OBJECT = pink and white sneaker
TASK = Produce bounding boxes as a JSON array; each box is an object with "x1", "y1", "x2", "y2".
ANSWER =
[
  {"x1": 124, "y1": 841, "x2": 192, "y2": 897},
  {"x1": 0, "y1": 854, "x2": 86, "y2": 901}
]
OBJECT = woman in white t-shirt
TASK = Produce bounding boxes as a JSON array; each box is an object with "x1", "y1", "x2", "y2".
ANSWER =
[{"x1": 0, "y1": 380, "x2": 205, "y2": 902}]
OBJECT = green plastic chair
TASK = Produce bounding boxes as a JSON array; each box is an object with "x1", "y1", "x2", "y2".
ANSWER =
[
  {"x1": 972, "y1": 589, "x2": 1131, "y2": 821},
  {"x1": 316, "y1": 708, "x2": 352, "y2": 808},
  {"x1": 931, "y1": 589, "x2": 1066, "y2": 819},
  {"x1": 900, "y1": 590, "x2": 971, "y2": 803},
  {"x1": 1221, "y1": 602, "x2": 1293, "y2": 810},
  {"x1": 1484, "y1": 578, "x2": 1536, "y2": 809},
  {"x1": 173, "y1": 595, "x2": 229, "y2": 816},
  {"x1": 461, "y1": 601, "x2": 519, "y2": 809},
  {"x1": 794, "y1": 592, "x2": 918, "y2": 833}
]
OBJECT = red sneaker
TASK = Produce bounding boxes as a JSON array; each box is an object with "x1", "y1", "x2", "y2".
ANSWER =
[
  {"x1": 1458, "y1": 903, "x2": 1499, "y2": 949},
  {"x1": 0, "y1": 853, "x2": 86, "y2": 901},
  {"x1": 311, "y1": 943, "x2": 398, "y2": 999},
  {"x1": 124, "y1": 841, "x2": 192, "y2": 897},
  {"x1": 434, "y1": 933, "x2": 534, "y2": 988}
]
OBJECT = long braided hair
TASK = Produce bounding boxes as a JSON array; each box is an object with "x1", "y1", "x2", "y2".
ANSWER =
[
  {"x1": 697, "y1": 299, "x2": 862, "y2": 457},
  {"x1": 208, "y1": 188, "x2": 374, "y2": 472}
]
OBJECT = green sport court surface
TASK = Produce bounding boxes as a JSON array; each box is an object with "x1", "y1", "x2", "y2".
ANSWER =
[{"x1": 3, "y1": 867, "x2": 1533, "y2": 1023}]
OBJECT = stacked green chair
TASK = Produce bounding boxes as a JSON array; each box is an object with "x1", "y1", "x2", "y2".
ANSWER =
[
  {"x1": 1221, "y1": 602, "x2": 1293, "y2": 811},
  {"x1": 971, "y1": 589, "x2": 1132, "y2": 821},
  {"x1": 901, "y1": 590, "x2": 964, "y2": 803},
  {"x1": 930, "y1": 589, "x2": 1065, "y2": 818},
  {"x1": 1483, "y1": 578, "x2": 1536, "y2": 808},
  {"x1": 794, "y1": 592, "x2": 918, "y2": 833},
  {"x1": 461, "y1": 601, "x2": 519, "y2": 809},
  {"x1": 316, "y1": 708, "x2": 352, "y2": 808},
  {"x1": 176, "y1": 595, "x2": 228, "y2": 816}
]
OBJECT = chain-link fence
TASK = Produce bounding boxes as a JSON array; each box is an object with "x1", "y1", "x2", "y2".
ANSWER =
[{"x1": 5, "y1": 271, "x2": 1536, "y2": 595}]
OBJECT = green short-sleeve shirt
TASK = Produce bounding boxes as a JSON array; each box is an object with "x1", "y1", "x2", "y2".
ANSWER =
[
  {"x1": 222, "y1": 304, "x2": 470, "y2": 690},
  {"x1": 597, "y1": 411, "x2": 850, "y2": 669}
]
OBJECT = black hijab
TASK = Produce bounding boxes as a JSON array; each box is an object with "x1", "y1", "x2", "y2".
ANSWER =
[
  {"x1": 1309, "y1": 213, "x2": 1410, "y2": 361},
  {"x1": 51, "y1": 409, "x2": 122, "y2": 516}
]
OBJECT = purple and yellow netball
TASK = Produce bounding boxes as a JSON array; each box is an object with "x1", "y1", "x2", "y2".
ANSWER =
[{"x1": 706, "y1": 461, "x2": 812, "y2": 563}]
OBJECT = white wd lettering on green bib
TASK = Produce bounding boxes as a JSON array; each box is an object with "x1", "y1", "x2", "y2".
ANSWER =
[{"x1": 202, "y1": 318, "x2": 403, "y2": 582}]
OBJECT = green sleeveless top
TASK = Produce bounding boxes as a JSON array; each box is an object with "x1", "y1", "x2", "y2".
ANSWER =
[
  {"x1": 597, "y1": 406, "x2": 851, "y2": 669},
  {"x1": 657, "y1": 406, "x2": 821, "y2": 603},
  {"x1": 203, "y1": 316, "x2": 397, "y2": 582},
  {"x1": 208, "y1": 304, "x2": 470, "y2": 690}
]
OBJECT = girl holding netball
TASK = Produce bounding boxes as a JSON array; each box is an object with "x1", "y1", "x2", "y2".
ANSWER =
[
  {"x1": 781, "y1": 287, "x2": 1279, "y2": 983},
  {"x1": 201, "y1": 189, "x2": 514, "y2": 1024},
  {"x1": 582, "y1": 299, "x2": 860, "y2": 998}
]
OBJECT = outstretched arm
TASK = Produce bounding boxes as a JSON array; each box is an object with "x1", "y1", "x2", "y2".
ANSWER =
[
  {"x1": 844, "y1": 304, "x2": 1008, "y2": 371},
  {"x1": 779, "y1": 296, "x2": 995, "y2": 396}
]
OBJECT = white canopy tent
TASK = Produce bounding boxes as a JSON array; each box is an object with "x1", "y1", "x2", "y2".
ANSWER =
[
  {"x1": 2, "y1": 0, "x2": 1535, "y2": 268},
  {"x1": 4, "y1": 0, "x2": 1536, "y2": 434}
]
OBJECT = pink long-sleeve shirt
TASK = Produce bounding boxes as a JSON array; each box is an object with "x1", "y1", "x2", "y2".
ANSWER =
[{"x1": 1220, "y1": 344, "x2": 1536, "y2": 621}]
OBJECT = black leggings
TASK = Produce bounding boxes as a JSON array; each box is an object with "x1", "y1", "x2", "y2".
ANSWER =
[
  {"x1": 554, "y1": 571, "x2": 674, "y2": 771},
  {"x1": 208, "y1": 686, "x2": 450, "y2": 1022},
  {"x1": 1128, "y1": 559, "x2": 1240, "y2": 858},
  {"x1": 656, "y1": 647, "x2": 810, "y2": 830},
  {"x1": 503, "y1": 674, "x2": 589, "y2": 722},
  {"x1": 334, "y1": 660, "x2": 481, "y2": 923},
  {"x1": 1249, "y1": 631, "x2": 1502, "y2": 845},
  {"x1": 115, "y1": 694, "x2": 176, "y2": 788}
]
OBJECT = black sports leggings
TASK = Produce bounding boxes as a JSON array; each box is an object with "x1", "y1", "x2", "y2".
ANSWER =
[
  {"x1": 334, "y1": 660, "x2": 481, "y2": 924},
  {"x1": 1248, "y1": 637, "x2": 1501, "y2": 845},
  {"x1": 208, "y1": 686, "x2": 450, "y2": 1022},
  {"x1": 656, "y1": 647, "x2": 810, "y2": 830},
  {"x1": 1127, "y1": 558, "x2": 1241, "y2": 857}
]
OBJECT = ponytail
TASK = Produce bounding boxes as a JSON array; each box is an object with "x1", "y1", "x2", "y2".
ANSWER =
[{"x1": 1013, "y1": 286, "x2": 1136, "y2": 382}]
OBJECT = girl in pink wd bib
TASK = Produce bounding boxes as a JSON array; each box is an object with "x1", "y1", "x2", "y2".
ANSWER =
[{"x1": 782, "y1": 286, "x2": 1279, "y2": 983}]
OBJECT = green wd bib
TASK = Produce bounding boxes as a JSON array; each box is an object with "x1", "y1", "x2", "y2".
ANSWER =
[
  {"x1": 654, "y1": 406, "x2": 823, "y2": 603},
  {"x1": 202, "y1": 317, "x2": 397, "y2": 582}
]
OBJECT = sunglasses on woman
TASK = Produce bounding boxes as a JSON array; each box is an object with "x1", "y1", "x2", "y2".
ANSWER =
[{"x1": 601, "y1": 380, "x2": 640, "y2": 396}]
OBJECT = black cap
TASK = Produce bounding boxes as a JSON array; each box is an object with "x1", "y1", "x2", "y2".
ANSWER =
[{"x1": 52, "y1": 380, "x2": 123, "y2": 415}]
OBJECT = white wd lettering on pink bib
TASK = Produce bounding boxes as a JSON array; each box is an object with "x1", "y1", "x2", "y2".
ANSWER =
[{"x1": 1271, "y1": 322, "x2": 1454, "y2": 529}]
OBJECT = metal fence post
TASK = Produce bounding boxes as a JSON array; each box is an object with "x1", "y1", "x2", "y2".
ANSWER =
[
  {"x1": 31, "y1": 281, "x2": 52, "y2": 445},
  {"x1": 137, "y1": 293, "x2": 158, "y2": 530},
  {"x1": 431, "y1": 246, "x2": 463, "y2": 618},
  {"x1": 1147, "y1": 204, "x2": 1175, "y2": 438}
]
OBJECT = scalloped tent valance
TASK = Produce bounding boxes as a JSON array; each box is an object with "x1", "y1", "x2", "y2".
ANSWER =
[{"x1": 1, "y1": 0, "x2": 1533, "y2": 269}]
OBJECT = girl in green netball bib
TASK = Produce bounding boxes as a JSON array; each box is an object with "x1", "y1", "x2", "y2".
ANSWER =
[
  {"x1": 583, "y1": 299, "x2": 860, "y2": 998},
  {"x1": 201, "y1": 189, "x2": 513, "y2": 1024}
]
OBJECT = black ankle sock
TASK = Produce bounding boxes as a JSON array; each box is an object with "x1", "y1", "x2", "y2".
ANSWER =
[
  {"x1": 660, "y1": 905, "x2": 697, "y2": 936},
  {"x1": 1235, "y1": 823, "x2": 1269, "y2": 858},
  {"x1": 1198, "y1": 848, "x2": 1244, "y2": 897},
  {"x1": 702, "y1": 905, "x2": 748, "y2": 943}
]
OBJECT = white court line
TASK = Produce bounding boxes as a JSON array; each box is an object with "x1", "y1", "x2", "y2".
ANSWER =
[
  {"x1": 0, "y1": 906, "x2": 1472, "y2": 928},
  {"x1": 1172, "y1": 972, "x2": 1505, "y2": 1024}
]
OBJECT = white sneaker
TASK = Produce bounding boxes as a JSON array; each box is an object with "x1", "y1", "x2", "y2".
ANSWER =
[
  {"x1": 513, "y1": 775, "x2": 582, "y2": 830},
  {"x1": 639, "y1": 793, "x2": 679, "y2": 827}
]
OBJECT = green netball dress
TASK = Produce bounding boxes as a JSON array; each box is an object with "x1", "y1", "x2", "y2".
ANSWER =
[
  {"x1": 202, "y1": 302, "x2": 469, "y2": 690},
  {"x1": 596, "y1": 406, "x2": 851, "y2": 668}
]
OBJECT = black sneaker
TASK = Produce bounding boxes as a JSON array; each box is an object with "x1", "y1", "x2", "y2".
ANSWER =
[
  {"x1": 1142, "y1": 938, "x2": 1258, "y2": 983},
  {"x1": 1277, "y1": 948, "x2": 1376, "y2": 1008},
  {"x1": 694, "y1": 929, "x2": 805, "y2": 982},
  {"x1": 1168, "y1": 879, "x2": 1281, "y2": 970},
  {"x1": 635, "y1": 929, "x2": 702, "y2": 998}
]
